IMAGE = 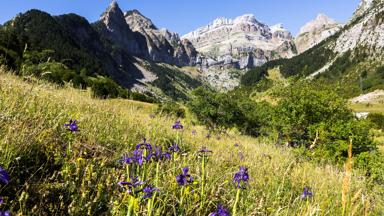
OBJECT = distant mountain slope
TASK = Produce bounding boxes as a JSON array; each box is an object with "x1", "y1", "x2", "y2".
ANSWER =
[{"x1": 241, "y1": 0, "x2": 384, "y2": 97}]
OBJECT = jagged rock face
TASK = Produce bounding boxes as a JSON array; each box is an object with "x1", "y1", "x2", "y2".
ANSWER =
[
  {"x1": 295, "y1": 14, "x2": 342, "y2": 53},
  {"x1": 124, "y1": 10, "x2": 197, "y2": 66},
  {"x1": 332, "y1": 0, "x2": 384, "y2": 55},
  {"x1": 354, "y1": 0, "x2": 375, "y2": 18},
  {"x1": 96, "y1": 1, "x2": 148, "y2": 57},
  {"x1": 182, "y1": 14, "x2": 296, "y2": 70}
]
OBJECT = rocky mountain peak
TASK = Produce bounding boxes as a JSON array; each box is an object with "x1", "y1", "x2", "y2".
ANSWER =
[
  {"x1": 99, "y1": 1, "x2": 126, "y2": 30},
  {"x1": 124, "y1": 9, "x2": 157, "y2": 31},
  {"x1": 295, "y1": 13, "x2": 342, "y2": 53},
  {"x1": 299, "y1": 13, "x2": 337, "y2": 35},
  {"x1": 353, "y1": 0, "x2": 375, "y2": 18},
  {"x1": 270, "y1": 23, "x2": 285, "y2": 32},
  {"x1": 233, "y1": 14, "x2": 260, "y2": 25}
]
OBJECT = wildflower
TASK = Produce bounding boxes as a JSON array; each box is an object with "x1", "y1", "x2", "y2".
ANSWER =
[
  {"x1": 234, "y1": 143, "x2": 239, "y2": 147},
  {"x1": 0, "y1": 167, "x2": 9, "y2": 185},
  {"x1": 132, "y1": 149, "x2": 145, "y2": 166},
  {"x1": 209, "y1": 204, "x2": 230, "y2": 216},
  {"x1": 146, "y1": 146, "x2": 171, "y2": 162},
  {"x1": 233, "y1": 166, "x2": 249, "y2": 189},
  {"x1": 301, "y1": 187, "x2": 313, "y2": 200},
  {"x1": 0, "y1": 211, "x2": 10, "y2": 216},
  {"x1": 64, "y1": 119, "x2": 79, "y2": 132},
  {"x1": 149, "y1": 114, "x2": 156, "y2": 119},
  {"x1": 191, "y1": 130, "x2": 197, "y2": 135},
  {"x1": 172, "y1": 120, "x2": 183, "y2": 130},
  {"x1": 142, "y1": 185, "x2": 159, "y2": 199},
  {"x1": 198, "y1": 146, "x2": 212, "y2": 154},
  {"x1": 168, "y1": 143, "x2": 180, "y2": 153},
  {"x1": 136, "y1": 138, "x2": 152, "y2": 151},
  {"x1": 120, "y1": 155, "x2": 135, "y2": 164},
  {"x1": 176, "y1": 167, "x2": 193, "y2": 186},
  {"x1": 205, "y1": 134, "x2": 211, "y2": 139},
  {"x1": 118, "y1": 177, "x2": 145, "y2": 193},
  {"x1": 0, "y1": 197, "x2": 3, "y2": 205}
]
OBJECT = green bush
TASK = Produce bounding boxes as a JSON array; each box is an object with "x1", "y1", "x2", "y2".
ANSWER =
[
  {"x1": 272, "y1": 81, "x2": 376, "y2": 163},
  {"x1": 188, "y1": 87, "x2": 243, "y2": 130},
  {"x1": 367, "y1": 113, "x2": 384, "y2": 130},
  {"x1": 156, "y1": 102, "x2": 186, "y2": 118},
  {"x1": 355, "y1": 151, "x2": 384, "y2": 184},
  {"x1": 91, "y1": 77, "x2": 120, "y2": 99}
]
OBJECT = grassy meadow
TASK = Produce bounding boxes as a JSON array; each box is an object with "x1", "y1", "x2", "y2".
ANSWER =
[{"x1": 0, "y1": 68, "x2": 382, "y2": 215}]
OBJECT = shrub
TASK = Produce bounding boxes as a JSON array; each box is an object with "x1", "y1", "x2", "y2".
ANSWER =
[
  {"x1": 188, "y1": 87, "x2": 243, "y2": 130},
  {"x1": 156, "y1": 102, "x2": 185, "y2": 118},
  {"x1": 91, "y1": 77, "x2": 120, "y2": 99},
  {"x1": 367, "y1": 113, "x2": 384, "y2": 130}
]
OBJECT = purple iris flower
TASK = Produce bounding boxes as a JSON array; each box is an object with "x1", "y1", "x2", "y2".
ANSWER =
[
  {"x1": 209, "y1": 204, "x2": 230, "y2": 216},
  {"x1": 198, "y1": 147, "x2": 213, "y2": 154},
  {"x1": 0, "y1": 211, "x2": 10, "y2": 216},
  {"x1": 120, "y1": 155, "x2": 134, "y2": 164},
  {"x1": 142, "y1": 185, "x2": 160, "y2": 199},
  {"x1": 233, "y1": 166, "x2": 249, "y2": 189},
  {"x1": 169, "y1": 143, "x2": 180, "y2": 153},
  {"x1": 0, "y1": 197, "x2": 3, "y2": 205},
  {"x1": 64, "y1": 119, "x2": 79, "y2": 132},
  {"x1": 301, "y1": 187, "x2": 313, "y2": 200},
  {"x1": 176, "y1": 167, "x2": 193, "y2": 186},
  {"x1": 146, "y1": 146, "x2": 171, "y2": 162},
  {"x1": 118, "y1": 177, "x2": 145, "y2": 193},
  {"x1": 172, "y1": 120, "x2": 183, "y2": 130},
  {"x1": 136, "y1": 138, "x2": 152, "y2": 151},
  {"x1": 0, "y1": 167, "x2": 9, "y2": 185},
  {"x1": 132, "y1": 149, "x2": 144, "y2": 166}
]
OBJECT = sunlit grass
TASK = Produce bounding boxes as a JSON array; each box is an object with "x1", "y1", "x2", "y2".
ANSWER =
[
  {"x1": 350, "y1": 103, "x2": 384, "y2": 114},
  {"x1": 0, "y1": 69, "x2": 382, "y2": 215}
]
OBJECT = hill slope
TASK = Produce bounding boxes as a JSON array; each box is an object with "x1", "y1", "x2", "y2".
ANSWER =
[{"x1": 0, "y1": 68, "x2": 381, "y2": 214}]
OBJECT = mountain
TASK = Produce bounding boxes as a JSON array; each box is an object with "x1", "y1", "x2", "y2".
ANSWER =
[
  {"x1": 241, "y1": 0, "x2": 384, "y2": 97},
  {"x1": 0, "y1": 1, "x2": 204, "y2": 101},
  {"x1": 124, "y1": 9, "x2": 197, "y2": 66},
  {"x1": 295, "y1": 14, "x2": 343, "y2": 53},
  {"x1": 183, "y1": 14, "x2": 296, "y2": 70}
]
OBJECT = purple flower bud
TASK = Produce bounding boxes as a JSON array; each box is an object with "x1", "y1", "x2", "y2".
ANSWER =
[
  {"x1": 233, "y1": 166, "x2": 249, "y2": 189},
  {"x1": 169, "y1": 143, "x2": 180, "y2": 153},
  {"x1": 209, "y1": 204, "x2": 229, "y2": 216},
  {"x1": 64, "y1": 119, "x2": 79, "y2": 132},
  {"x1": 142, "y1": 185, "x2": 159, "y2": 199},
  {"x1": 172, "y1": 120, "x2": 183, "y2": 130},
  {"x1": 301, "y1": 187, "x2": 313, "y2": 200},
  {"x1": 176, "y1": 167, "x2": 193, "y2": 186},
  {"x1": 0, "y1": 167, "x2": 9, "y2": 185}
]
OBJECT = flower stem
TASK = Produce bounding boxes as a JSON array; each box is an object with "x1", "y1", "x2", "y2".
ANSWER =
[
  {"x1": 200, "y1": 155, "x2": 206, "y2": 209},
  {"x1": 232, "y1": 188, "x2": 241, "y2": 216}
]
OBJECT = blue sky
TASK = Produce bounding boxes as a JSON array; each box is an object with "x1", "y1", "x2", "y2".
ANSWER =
[{"x1": 0, "y1": 0, "x2": 360, "y2": 36}]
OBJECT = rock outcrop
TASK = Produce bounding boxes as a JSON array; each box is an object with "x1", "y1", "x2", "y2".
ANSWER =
[
  {"x1": 124, "y1": 9, "x2": 197, "y2": 66},
  {"x1": 295, "y1": 14, "x2": 342, "y2": 53},
  {"x1": 182, "y1": 14, "x2": 297, "y2": 70}
]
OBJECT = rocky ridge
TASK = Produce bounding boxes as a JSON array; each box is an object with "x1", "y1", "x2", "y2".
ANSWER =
[{"x1": 295, "y1": 14, "x2": 343, "y2": 53}]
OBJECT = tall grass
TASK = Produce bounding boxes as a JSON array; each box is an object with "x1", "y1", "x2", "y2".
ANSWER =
[{"x1": 0, "y1": 68, "x2": 382, "y2": 215}]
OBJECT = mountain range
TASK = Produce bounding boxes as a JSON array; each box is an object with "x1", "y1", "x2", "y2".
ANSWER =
[{"x1": 0, "y1": 0, "x2": 382, "y2": 98}]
